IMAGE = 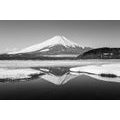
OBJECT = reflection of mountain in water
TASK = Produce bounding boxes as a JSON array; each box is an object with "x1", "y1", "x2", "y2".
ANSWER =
[
  {"x1": 40, "y1": 67, "x2": 77, "y2": 85},
  {"x1": 0, "y1": 67, "x2": 78, "y2": 85},
  {"x1": 1, "y1": 66, "x2": 119, "y2": 85},
  {"x1": 41, "y1": 72, "x2": 77, "y2": 85}
]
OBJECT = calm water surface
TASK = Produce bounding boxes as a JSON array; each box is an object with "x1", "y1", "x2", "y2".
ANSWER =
[{"x1": 0, "y1": 66, "x2": 120, "y2": 100}]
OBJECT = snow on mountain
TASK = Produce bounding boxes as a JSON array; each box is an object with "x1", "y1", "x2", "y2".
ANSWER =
[
  {"x1": 41, "y1": 73, "x2": 77, "y2": 85},
  {"x1": 8, "y1": 36, "x2": 81, "y2": 54}
]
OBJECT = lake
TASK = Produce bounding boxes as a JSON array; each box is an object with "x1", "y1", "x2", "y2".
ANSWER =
[{"x1": 0, "y1": 60, "x2": 120, "y2": 100}]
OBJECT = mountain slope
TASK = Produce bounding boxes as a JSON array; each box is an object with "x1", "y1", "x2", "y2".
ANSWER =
[
  {"x1": 0, "y1": 35, "x2": 92, "y2": 60},
  {"x1": 8, "y1": 36, "x2": 82, "y2": 55}
]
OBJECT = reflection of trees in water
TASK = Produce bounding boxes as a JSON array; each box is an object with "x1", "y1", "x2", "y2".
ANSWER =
[{"x1": 48, "y1": 67, "x2": 70, "y2": 76}]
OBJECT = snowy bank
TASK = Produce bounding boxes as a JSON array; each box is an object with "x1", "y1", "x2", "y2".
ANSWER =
[
  {"x1": 70, "y1": 63, "x2": 120, "y2": 77},
  {"x1": 0, "y1": 68, "x2": 42, "y2": 80}
]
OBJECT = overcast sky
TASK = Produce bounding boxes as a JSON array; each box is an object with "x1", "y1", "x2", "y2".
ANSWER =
[{"x1": 0, "y1": 20, "x2": 120, "y2": 53}]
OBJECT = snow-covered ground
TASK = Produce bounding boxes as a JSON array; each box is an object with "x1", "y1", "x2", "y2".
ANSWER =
[
  {"x1": 0, "y1": 68, "x2": 42, "y2": 80},
  {"x1": 70, "y1": 71, "x2": 120, "y2": 83},
  {"x1": 70, "y1": 63, "x2": 120, "y2": 76},
  {"x1": 0, "y1": 60, "x2": 120, "y2": 82},
  {"x1": 0, "y1": 60, "x2": 119, "y2": 68}
]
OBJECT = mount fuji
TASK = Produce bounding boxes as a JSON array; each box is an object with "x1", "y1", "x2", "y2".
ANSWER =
[{"x1": 0, "y1": 36, "x2": 91, "y2": 60}]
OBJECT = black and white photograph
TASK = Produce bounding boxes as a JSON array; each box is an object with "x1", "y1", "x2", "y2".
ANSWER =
[
  {"x1": 0, "y1": 20, "x2": 120, "y2": 100},
  {"x1": 1, "y1": 0, "x2": 120, "y2": 120}
]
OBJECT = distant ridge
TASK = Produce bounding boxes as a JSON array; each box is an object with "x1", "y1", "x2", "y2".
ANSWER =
[{"x1": 77, "y1": 47, "x2": 120, "y2": 59}]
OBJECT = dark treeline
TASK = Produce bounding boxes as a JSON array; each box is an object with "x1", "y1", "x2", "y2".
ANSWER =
[{"x1": 78, "y1": 47, "x2": 120, "y2": 59}]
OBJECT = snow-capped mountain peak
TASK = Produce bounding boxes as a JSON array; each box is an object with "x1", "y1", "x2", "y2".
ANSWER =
[
  {"x1": 8, "y1": 36, "x2": 80, "y2": 54},
  {"x1": 51, "y1": 35, "x2": 79, "y2": 47}
]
